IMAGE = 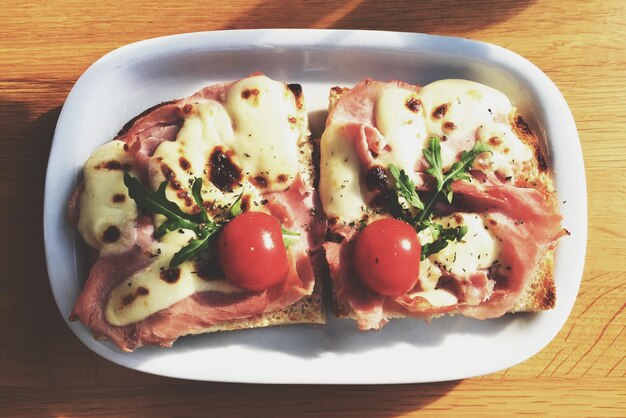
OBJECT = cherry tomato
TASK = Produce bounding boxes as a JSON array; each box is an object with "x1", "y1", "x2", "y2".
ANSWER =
[
  {"x1": 217, "y1": 211, "x2": 289, "y2": 291},
  {"x1": 352, "y1": 218, "x2": 421, "y2": 296}
]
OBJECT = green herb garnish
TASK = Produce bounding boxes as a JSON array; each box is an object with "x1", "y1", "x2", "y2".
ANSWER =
[
  {"x1": 229, "y1": 188, "x2": 245, "y2": 218},
  {"x1": 281, "y1": 227, "x2": 301, "y2": 248},
  {"x1": 124, "y1": 173, "x2": 220, "y2": 267},
  {"x1": 388, "y1": 164, "x2": 423, "y2": 210},
  {"x1": 124, "y1": 173, "x2": 301, "y2": 266},
  {"x1": 419, "y1": 136, "x2": 491, "y2": 222},
  {"x1": 388, "y1": 136, "x2": 490, "y2": 259},
  {"x1": 420, "y1": 221, "x2": 468, "y2": 260}
]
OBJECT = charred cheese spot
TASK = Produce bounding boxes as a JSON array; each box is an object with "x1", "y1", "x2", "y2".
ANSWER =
[
  {"x1": 160, "y1": 268, "x2": 181, "y2": 284},
  {"x1": 112, "y1": 194, "x2": 126, "y2": 203},
  {"x1": 364, "y1": 166, "x2": 388, "y2": 192},
  {"x1": 102, "y1": 225, "x2": 121, "y2": 243},
  {"x1": 406, "y1": 97, "x2": 422, "y2": 113},
  {"x1": 489, "y1": 136, "x2": 502, "y2": 146},
  {"x1": 121, "y1": 286, "x2": 149, "y2": 308},
  {"x1": 250, "y1": 175, "x2": 268, "y2": 188},
  {"x1": 276, "y1": 174, "x2": 289, "y2": 183},
  {"x1": 208, "y1": 147, "x2": 242, "y2": 192},
  {"x1": 241, "y1": 88, "x2": 260, "y2": 100},
  {"x1": 160, "y1": 163, "x2": 176, "y2": 181},
  {"x1": 432, "y1": 103, "x2": 449, "y2": 119},
  {"x1": 443, "y1": 121, "x2": 457, "y2": 132},
  {"x1": 179, "y1": 156, "x2": 191, "y2": 171},
  {"x1": 240, "y1": 194, "x2": 251, "y2": 212},
  {"x1": 96, "y1": 160, "x2": 132, "y2": 171},
  {"x1": 288, "y1": 116, "x2": 297, "y2": 124}
]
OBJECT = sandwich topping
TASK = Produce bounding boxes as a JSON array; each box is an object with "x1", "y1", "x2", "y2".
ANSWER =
[
  {"x1": 320, "y1": 79, "x2": 566, "y2": 330},
  {"x1": 69, "y1": 75, "x2": 322, "y2": 351}
]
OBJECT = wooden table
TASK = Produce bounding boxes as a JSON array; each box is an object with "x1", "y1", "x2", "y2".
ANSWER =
[{"x1": 2, "y1": 0, "x2": 624, "y2": 416}]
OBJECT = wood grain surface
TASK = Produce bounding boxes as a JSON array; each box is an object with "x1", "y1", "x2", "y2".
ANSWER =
[{"x1": 1, "y1": 0, "x2": 625, "y2": 416}]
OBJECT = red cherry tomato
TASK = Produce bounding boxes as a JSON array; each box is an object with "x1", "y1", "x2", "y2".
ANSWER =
[
  {"x1": 352, "y1": 218, "x2": 421, "y2": 296},
  {"x1": 217, "y1": 211, "x2": 289, "y2": 291}
]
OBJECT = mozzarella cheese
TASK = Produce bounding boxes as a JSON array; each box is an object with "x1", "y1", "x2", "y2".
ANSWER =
[
  {"x1": 374, "y1": 85, "x2": 428, "y2": 179},
  {"x1": 419, "y1": 79, "x2": 534, "y2": 175},
  {"x1": 319, "y1": 122, "x2": 368, "y2": 222},
  {"x1": 150, "y1": 75, "x2": 301, "y2": 214},
  {"x1": 77, "y1": 140, "x2": 138, "y2": 254},
  {"x1": 409, "y1": 289, "x2": 459, "y2": 307},
  {"x1": 419, "y1": 213, "x2": 501, "y2": 279},
  {"x1": 475, "y1": 122, "x2": 534, "y2": 179},
  {"x1": 105, "y1": 229, "x2": 242, "y2": 326}
]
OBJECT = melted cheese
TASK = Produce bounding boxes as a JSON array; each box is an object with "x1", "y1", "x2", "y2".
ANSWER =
[
  {"x1": 227, "y1": 75, "x2": 302, "y2": 189},
  {"x1": 419, "y1": 79, "x2": 512, "y2": 140},
  {"x1": 426, "y1": 213, "x2": 501, "y2": 277},
  {"x1": 374, "y1": 85, "x2": 428, "y2": 179},
  {"x1": 475, "y1": 122, "x2": 534, "y2": 179},
  {"x1": 409, "y1": 289, "x2": 459, "y2": 307},
  {"x1": 419, "y1": 258, "x2": 442, "y2": 291},
  {"x1": 151, "y1": 102, "x2": 264, "y2": 218},
  {"x1": 149, "y1": 75, "x2": 301, "y2": 214},
  {"x1": 105, "y1": 229, "x2": 242, "y2": 326},
  {"x1": 77, "y1": 140, "x2": 138, "y2": 254},
  {"x1": 319, "y1": 122, "x2": 368, "y2": 222}
]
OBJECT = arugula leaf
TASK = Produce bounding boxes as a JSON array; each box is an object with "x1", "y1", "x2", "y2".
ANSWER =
[
  {"x1": 191, "y1": 177, "x2": 209, "y2": 223},
  {"x1": 123, "y1": 172, "x2": 197, "y2": 231},
  {"x1": 170, "y1": 234, "x2": 213, "y2": 267},
  {"x1": 418, "y1": 138, "x2": 491, "y2": 222},
  {"x1": 154, "y1": 219, "x2": 189, "y2": 239},
  {"x1": 388, "y1": 164, "x2": 423, "y2": 210},
  {"x1": 441, "y1": 141, "x2": 492, "y2": 203},
  {"x1": 281, "y1": 227, "x2": 301, "y2": 248},
  {"x1": 385, "y1": 137, "x2": 490, "y2": 260},
  {"x1": 229, "y1": 188, "x2": 245, "y2": 218},
  {"x1": 423, "y1": 136, "x2": 444, "y2": 190},
  {"x1": 124, "y1": 173, "x2": 221, "y2": 267},
  {"x1": 420, "y1": 223, "x2": 468, "y2": 260}
]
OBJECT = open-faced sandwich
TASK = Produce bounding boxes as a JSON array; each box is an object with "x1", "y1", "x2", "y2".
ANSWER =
[
  {"x1": 68, "y1": 74, "x2": 325, "y2": 351},
  {"x1": 319, "y1": 79, "x2": 567, "y2": 329}
]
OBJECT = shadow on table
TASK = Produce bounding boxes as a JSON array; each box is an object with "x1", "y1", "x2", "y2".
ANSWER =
[{"x1": 219, "y1": 0, "x2": 536, "y2": 35}]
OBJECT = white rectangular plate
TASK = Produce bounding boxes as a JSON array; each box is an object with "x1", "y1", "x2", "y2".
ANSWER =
[{"x1": 44, "y1": 29, "x2": 586, "y2": 384}]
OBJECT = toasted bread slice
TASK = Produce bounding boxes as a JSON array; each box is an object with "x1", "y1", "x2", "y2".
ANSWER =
[{"x1": 324, "y1": 81, "x2": 560, "y2": 323}]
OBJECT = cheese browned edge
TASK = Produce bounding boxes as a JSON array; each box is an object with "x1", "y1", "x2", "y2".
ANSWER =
[{"x1": 325, "y1": 85, "x2": 556, "y2": 321}]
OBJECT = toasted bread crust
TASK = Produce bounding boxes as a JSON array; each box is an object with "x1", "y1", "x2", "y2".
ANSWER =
[
  {"x1": 326, "y1": 83, "x2": 559, "y2": 321},
  {"x1": 190, "y1": 273, "x2": 326, "y2": 334}
]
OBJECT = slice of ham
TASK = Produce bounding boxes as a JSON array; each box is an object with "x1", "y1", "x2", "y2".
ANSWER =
[
  {"x1": 135, "y1": 252, "x2": 314, "y2": 347},
  {"x1": 71, "y1": 228, "x2": 314, "y2": 351}
]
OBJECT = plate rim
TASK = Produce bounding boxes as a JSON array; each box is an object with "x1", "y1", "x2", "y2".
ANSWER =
[{"x1": 43, "y1": 29, "x2": 587, "y2": 384}]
